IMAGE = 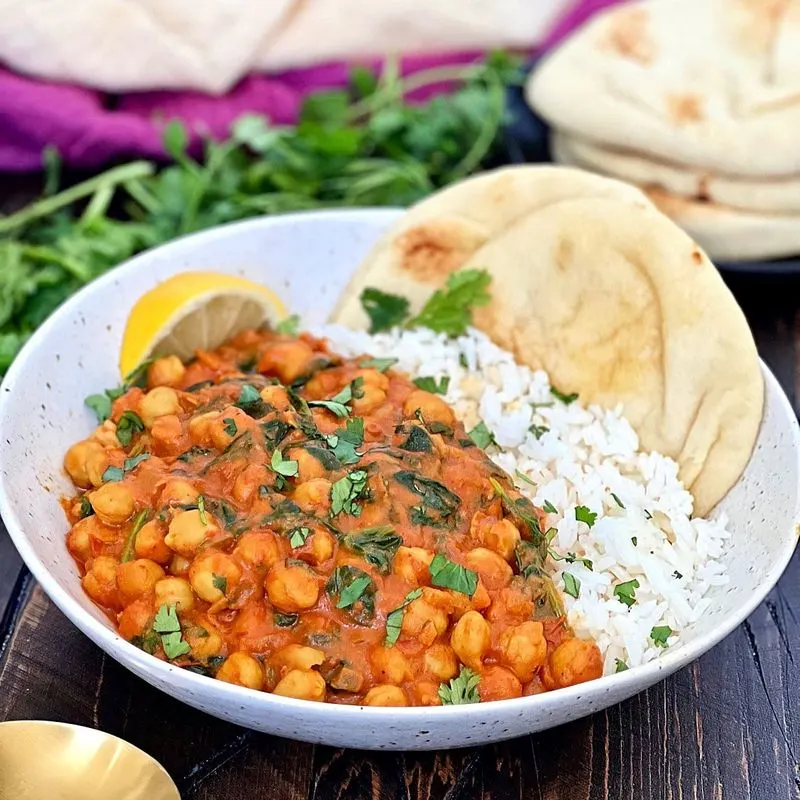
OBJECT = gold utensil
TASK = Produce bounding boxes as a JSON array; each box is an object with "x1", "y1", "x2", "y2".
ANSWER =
[{"x1": 0, "y1": 720, "x2": 180, "y2": 800}]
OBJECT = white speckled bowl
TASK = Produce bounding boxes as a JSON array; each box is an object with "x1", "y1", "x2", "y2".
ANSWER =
[{"x1": 1, "y1": 210, "x2": 798, "y2": 750}]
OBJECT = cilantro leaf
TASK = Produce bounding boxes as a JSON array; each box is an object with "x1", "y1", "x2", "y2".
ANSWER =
[
  {"x1": 271, "y1": 448, "x2": 299, "y2": 477},
  {"x1": 438, "y1": 666, "x2": 480, "y2": 705},
  {"x1": 223, "y1": 418, "x2": 238, "y2": 437},
  {"x1": 124, "y1": 454, "x2": 150, "y2": 472},
  {"x1": 343, "y1": 526, "x2": 402, "y2": 573},
  {"x1": 614, "y1": 659, "x2": 629, "y2": 673},
  {"x1": 413, "y1": 375, "x2": 450, "y2": 395},
  {"x1": 85, "y1": 393, "x2": 113, "y2": 423},
  {"x1": 514, "y1": 469, "x2": 536, "y2": 488},
  {"x1": 529, "y1": 424, "x2": 549, "y2": 440},
  {"x1": 116, "y1": 410, "x2": 145, "y2": 447},
  {"x1": 197, "y1": 494, "x2": 208, "y2": 524},
  {"x1": 235, "y1": 384, "x2": 267, "y2": 418},
  {"x1": 360, "y1": 288, "x2": 410, "y2": 333},
  {"x1": 308, "y1": 380, "x2": 362, "y2": 418},
  {"x1": 467, "y1": 420, "x2": 495, "y2": 449},
  {"x1": 276, "y1": 314, "x2": 300, "y2": 335},
  {"x1": 101, "y1": 466, "x2": 125, "y2": 483},
  {"x1": 153, "y1": 603, "x2": 181, "y2": 634},
  {"x1": 359, "y1": 357, "x2": 397, "y2": 372},
  {"x1": 613, "y1": 579, "x2": 640, "y2": 608},
  {"x1": 562, "y1": 572, "x2": 581, "y2": 599},
  {"x1": 550, "y1": 386, "x2": 578, "y2": 405},
  {"x1": 161, "y1": 631, "x2": 191, "y2": 660},
  {"x1": 120, "y1": 509, "x2": 150, "y2": 563},
  {"x1": 408, "y1": 269, "x2": 491, "y2": 336},
  {"x1": 650, "y1": 625, "x2": 673, "y2": 648},
  {"x1": 289, "y1": 526, "x2": 311, "y2": 548},
  {"x1": 212, "y1": 574, "x2": 228, "y2": 595},
  {"x1": 385, "y1": 588, "x2": 423, "y2": 647},
  {"x1": 610, "y1": 493, "x2": 626, "y2": 509},
  {"x1": 575, "y1": 506, "x2": 597, "y2": 527},
  {"x1": 78, "y1": 495, "x2": 94, "y2": 519},
  {"x1": 542, "y1": 500, "x2": 558, "y2": 514},
  {"x1": 429, "y1": 553, "x2": 478, "y2": 597},
  {"x1": 330, "y1": 469, "x2": 369, "y2": 516},
  {"x1": 324, "y1": 416, "x2": 364, "y2": 465},
  {"x1": 326, "y1": 565, "x2": 375, "y2": 624}
]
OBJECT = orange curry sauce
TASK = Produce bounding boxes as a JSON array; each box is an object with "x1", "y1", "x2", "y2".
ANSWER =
[{"x1": 63, "y1": 329, "x2": 602, "y2": 706}]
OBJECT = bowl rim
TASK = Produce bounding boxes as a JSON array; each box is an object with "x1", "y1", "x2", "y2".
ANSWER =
[{"x1": 1, "y1": 208, "x2": 798, "y2": 723}]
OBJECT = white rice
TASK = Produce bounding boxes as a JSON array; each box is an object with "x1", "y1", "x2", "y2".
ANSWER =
[{"x1": 315, "y1": 324, "x2": 731, "y2": 674}]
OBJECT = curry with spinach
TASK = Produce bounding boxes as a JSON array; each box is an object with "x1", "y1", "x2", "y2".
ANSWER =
[{"x1": 63, "y1": 329, "x2": 602, "y2": 706}]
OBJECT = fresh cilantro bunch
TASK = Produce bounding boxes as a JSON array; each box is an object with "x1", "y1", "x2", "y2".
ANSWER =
[{"x1": 0, "y1": 52, "x2": 522, "y2": 376}]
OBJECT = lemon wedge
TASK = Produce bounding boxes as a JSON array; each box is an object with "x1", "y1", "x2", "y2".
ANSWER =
[{"x1": 119, "y1": 271, "x2": 287, "y2": 376}]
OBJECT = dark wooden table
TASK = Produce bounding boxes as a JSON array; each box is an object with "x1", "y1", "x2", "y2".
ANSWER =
[{"x1": 1, "y1": 181, "x2": 798, "y2": 799}]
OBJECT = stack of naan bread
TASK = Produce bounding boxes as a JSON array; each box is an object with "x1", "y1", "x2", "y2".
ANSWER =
[
  {"x1": 331, "y1": 165, "x2": 764, "y2": 515},
  {"x1": 526, "y1": 0, "x2": 800, "y2": 262}
]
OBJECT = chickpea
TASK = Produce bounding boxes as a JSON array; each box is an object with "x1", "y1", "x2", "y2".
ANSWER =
[
  {"x1": 131, "y1": 520, "x2": 170, "y2": 564},
  {"x1": 363, "y1": 685, "x2": 407, "y2": 707},
  {"x1": 232, "y1": 463, "x2": 267, "y2": 505},
  {"x1": 82, "y1": 556, "x2": 120, "y2": 608},
  {"x1": 91, "y1": 421, "x2": 121, "y2": 449},
  {"x1": 159, "y1": 479, "x2": 199, "y2": 507},
  {"x1": 393, "y1": 546, "x2": 434, "y2": 585},
  {"x1": 150, "y1": 415, "x2": 184, "y2": 453},
  {"x1": 543, "y1": 638, "x2": 603, "y2": 690},
  {"x1": 118, "y1": 597, "x2": 154, "y2": 640},
  {"x1": 273, "y1": 644, "x2": 325, "y2": 672},
  {"x1": 169, "y1": 554, "x2": 191, "y2": 577},
  {"x1": 217, "y1": 652, "x2": 264, "y2": 691},
  {"x1": 292, "y1": 478, "x2": 332, "y2": 514},
  {"x1": 401, "y1": 598, "x2": 449, "y2": 646},
  {"x1": 208, "y1": 408, "x2": 249, "y2": 450},
  {"x1": 258, "y1": 340, "x2": 315, "y2": 384},
  {"x1": 185, "y1": 623, "x2": 224, "y2": 661},
  {"x1": 64, "y1": 440, "x2": 108, "y2": 489},
  {"x1": 306, "y1": 528, "x2": 335, "y2": 565},
  {"x1": 234, "y1": 532, "x2": 281, "y2": 570},
  {"x1": 478, "y1": 665, "x2": 523, "y2": 702},
  {"x1": 287, "y1": 448, "x2": 327, "y2": 482},
  {"x1": 465, "y1": 547, "x2": 513, "y2": 591},
  {"x1": 117, "y1": 559, "x2": 165, "y2": 605},
  {"x1": 402, "y1": 390, "x2": 455, "y2": 427},
  {"x1": 499, "y1": 621, "x2": 547, "y2": 683},
  {"x1": 148, "y1": 356, "x2": 186, "y2": 388},
  {"x1": 67, "y1": 518, "x2": 93, "y2": 562},
  {"x1": 423, "y1": 643, "x2": 459, "y2": 681},
  {"x1": 259, "y1": 385, "x2": 291, "y2": 412},
  {"x1": 273, "y1": 669, "x2": 326, "y2": 701},
  {"x1": 165, "y1": 509, "x2": 218, "y2": 557},
  {"x1": 483, "y1": 519, "x2": 521, "y2": 562},
  {"x1": 450, "y1": 610, "x2": 491, "y2": 670},
  {"x1": 139, "y1": 387, "x2": 181, "y2": 428},
  {"x1": 412, "y1": 680, "x2": 442, "y2": 706},
  {"x1": 353, "y1": 368, "x2": 389, "y2": 392},
  {"x1": 90, "y1": 482, "x2": 135, "y2": 526},
  {"x1": 189, "y1": 552, "x2": 242, "y2": 603},
  {"x1": 153, "y1": 576, "x2": 195, "y2": 612},
  {"x1": 370, "y1": 646, "x2": 410, "y2": 685},
  {"x1": 351, "y1": 385, "x2": 387, "y2": 415},
  {"x1": 188, "y1": 411, "x2": 221, "y2": 447},
  {"x1": 265, "y1": 564, "x2": 320, "y2": 612}
]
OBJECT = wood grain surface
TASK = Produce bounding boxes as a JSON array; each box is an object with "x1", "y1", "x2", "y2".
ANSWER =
[{"x1": 0, "y1": 208, "x2": 798, "y2": 798}]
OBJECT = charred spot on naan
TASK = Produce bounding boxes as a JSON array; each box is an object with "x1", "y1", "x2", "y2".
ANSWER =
[
  {"x1": 601, "y1": 7, "x2": 656, "y2": 65},
  {"x1": 665, "y1": 93, "x2": 705, "y2": 126},
  {"x1": 393, "y1": 218, "x2": 487, "y2": 283}
]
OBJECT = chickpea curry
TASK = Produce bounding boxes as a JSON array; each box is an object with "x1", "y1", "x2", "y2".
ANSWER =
[{"x1": 64, "y1": 329, "x2": 603, "y2": 706}]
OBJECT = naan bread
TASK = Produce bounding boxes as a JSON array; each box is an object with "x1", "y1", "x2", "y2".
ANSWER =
[
  {"x1": 527, "y1": 0, "x2": 800, "y2": 177},
  {"x1": 331, "y1": 165, "x2": 652, "y2": 329},
  {"x1": 552, "y1": 130, "x2": 800, "y2": 214},
  {"x1": 331, "y1": 169, "x2": 763, "y2": 515},
  {"x1": 645, "y1": 187, "x2": 800, "y2": 261}
]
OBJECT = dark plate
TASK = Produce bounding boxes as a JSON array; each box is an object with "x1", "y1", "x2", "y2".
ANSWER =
[{"x1": 502, "y1": 59, "x2": 800, "y2": 275}]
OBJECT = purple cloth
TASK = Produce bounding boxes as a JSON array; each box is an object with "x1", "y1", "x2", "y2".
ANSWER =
[{"x1": 0, "y1": 0, "x2": 626, "y2": 172}]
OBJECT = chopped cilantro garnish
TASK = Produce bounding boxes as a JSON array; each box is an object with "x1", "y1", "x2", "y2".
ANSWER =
[
  {"x1": 212, "y1": 574, "x2": 228, "y2": 595},
  {"x1": 575, "y1": 505, "x2": 597, "y2": 527},
  {"x1": 408, "y1": 269, "x2": 491, "y2": 336},
  {"x1": 529, "y1": 424, "x2": 549, "y2": 440},
  {"x1": 153, "y1": 603, "x2": 181, "y2": 633},
  {"x1": 613, "y1": 579, "x2": 640, "y2": 607},
  {"x1": 413, "y1": 375, "x2": 450, "y2": 395},
  {"x1": 385, "y1": 588, "x2": 423, "y2": 647},
  {"x1": 429, "y1": 553, "x2": 478, "y2": 597},
  {"x1": 650, "y1": 625, "x2": 673, "y2": 648},
  {"x1": 330, "y1": 469, "x2": 369, "y2": 516},
  {"x1": 78, "y1": 495, "x2": 94, "y2": 519},
  {"x1": 289, "y1": 526, "x2": 311, "y2": 548},
  {"x1": 101, "y1": 466, "x2": 125, "y2": 483},
  {"x1": 467, "y1": 420, "x2": 495, "y2": 449},
  {"x1": 543, "y1": 500, "x2": 558, "y2": 514},
  {"x1": 326, "y1": 566, "x2": 375, "y2": 623},
  {"x1": 550, "y1": 550, "x2": 593, "y2": 570},
  {"x1": 84, "y1": 393, "x2": 113, "y2": 424},
  {"x1": 324, "y1": 416, "x2": 364, "y2": 465},
  {"x1": 83, "y1": 360, "x2": 154, "y2": 423},
  {"x1": 562, "y1": 572, "x2": 581, "y2": 599},
  {"x1": 235, "y1": 384, "x2": 267, "y2": 418},
  {"x1": 197, "y1": 494, "x2": 207, "y2": 525},
  {"x1": 120, "y1": 509, "x2": 150, "y2": 563},
  {"x1": 223, "y1": 417, "x2": 238, "y2": 437},
  {"x1": 270, "y1": 448, "x2": 299, "y2": 478},
  {"x1": 614, "y1": 659, "x2": 629, "y2": 673},
  {"x1": 550, "y1": 385, "x2": 578, "y2": 404},
  {"x1": 438, "y1": 666, "x2": 480, "y2": 705},
  {"x1": 343, "y1": 526, "x2": 402, "y2": 573},
  {"x1": 115, "y1": 410, "x2": 145, "y2": 447},
  {"x1": 360, "y1": 288, "x2": 411, "y2": 334},
  {"x1": 161, "y1": 632, "x2": 191, "y2": 660},
  {"x1": 514, "y1": 469, "x2": 536, "y2": 488},
  {"x1": 359, "y1": 357, "x2": 397, "y2": 372},
  {"x1": 276, "y1": 314, "x2": 300, "y2": 335},
  {"x1": 309, "y1": 380, "x2": 362, "y2": 419},
  {"x1": 610, "y1": 493, "x2": 625, "y2": 509}
]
